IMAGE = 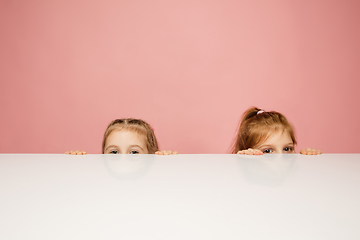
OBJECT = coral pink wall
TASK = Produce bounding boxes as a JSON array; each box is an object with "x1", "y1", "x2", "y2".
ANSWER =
[{"x1": 1, "y1": 0, "x2": 360, "y2": 153}]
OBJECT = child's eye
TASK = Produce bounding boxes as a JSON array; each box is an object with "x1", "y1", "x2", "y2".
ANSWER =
[
  {"x1": 284, "y1": 147, "x2": 293, "y2": 152},
  {"x1": 130, "y1": 150, "x2": 139, "y2": 154},
  {"x1": 263, "y1": 149, "x2": 272, "y2": 154},
  {"x1": 110, "y1": 150, "x2": 118, "y2": 154}
]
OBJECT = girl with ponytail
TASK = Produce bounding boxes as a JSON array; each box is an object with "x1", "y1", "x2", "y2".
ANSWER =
[{"x1": 232, "y1": 107, "x2": 321, "y2": 155}]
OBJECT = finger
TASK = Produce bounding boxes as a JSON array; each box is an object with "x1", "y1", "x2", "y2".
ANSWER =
[
  {"x1": 172, "y1": 151, "x2": 178, "y2": 155},
  {"x1": 82, "y1": 151, "x2": 87, "y2": 155},
  {"x1": 245, "y1": 150, "x2": 254, "y2": 155},
  {"x1": 71, "y1": 151, "x2": 77, "y2": 155},
  {"x1": 300, "y1": 149, "x2": 309, "y2": 155},
  {"x1": 311, "y1": 149, "x2": 321, "y2": 155}
]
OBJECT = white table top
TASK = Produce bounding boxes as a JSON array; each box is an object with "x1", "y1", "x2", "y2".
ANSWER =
[{"x1": 1, "y1": 154, "x2": 359, "y2": 240}]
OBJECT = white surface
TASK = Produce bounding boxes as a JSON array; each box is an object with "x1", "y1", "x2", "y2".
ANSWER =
[{"x1": 0, "y1": 154, "x2": 359, "y2": 240}]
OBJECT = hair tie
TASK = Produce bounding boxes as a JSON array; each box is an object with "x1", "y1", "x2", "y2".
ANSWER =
[{"x1": 257, "y1": 110, "x2": 265, "y2": 115}]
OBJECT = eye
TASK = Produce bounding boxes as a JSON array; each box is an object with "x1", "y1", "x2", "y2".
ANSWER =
[
  {"x1": 130, "y1": 150, "x2": 139, "y2": 154},
  {"x1": 109, "y1": 150, "x2": 118, "y2": 154},
  {"x1": 263, "y1": 149, "x2": 272, "y2": 154},
  {"x1": 284, "y1": 147, "x2": 293, "y2": 152}
]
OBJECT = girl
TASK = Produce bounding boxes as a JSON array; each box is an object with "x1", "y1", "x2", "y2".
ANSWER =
[
  {"x1": 232, "y1": 107, "x2": 322, "y2": 155},
  {"x1": 66, "y1": 118, "x2": 177, "y2": 155}
]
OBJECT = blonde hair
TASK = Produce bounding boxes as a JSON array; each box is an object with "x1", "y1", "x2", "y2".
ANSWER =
[
  {"x1": 102, "y1": 118, "x2": 159, "y2": 154},
  {"x1": 231, "y1": 107, "x2": 297, "y2": 153}
]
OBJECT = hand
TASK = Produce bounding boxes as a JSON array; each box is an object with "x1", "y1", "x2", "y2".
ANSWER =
[
  {"x1": 300, "y1": 148, "x2": 322, "y2": 155},
  {"x1": 65, "y1": 150, "x2": 87, "y2": 155},
  {"x1": 237, "y1": 148, "x2": 263, "y2": 155},
  {"x1": 155, "y1": 150, "x2": 178, "y2": 155}
]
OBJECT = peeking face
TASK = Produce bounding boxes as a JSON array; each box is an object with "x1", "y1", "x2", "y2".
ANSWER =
[
  {"x1": 104, "y1": 129, "x2": 148, "y2": 154},
  {"x1": 254, "y1": 130, "x2": 295, "y2": 154}
]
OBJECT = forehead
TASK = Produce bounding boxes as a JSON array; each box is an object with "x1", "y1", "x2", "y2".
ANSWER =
[
  {"x1": 261, "y1": 130, "x2": 293, "y2": 146},
  {"x1": 105, "y1": 129, "x2": 147, "y2": 147}
]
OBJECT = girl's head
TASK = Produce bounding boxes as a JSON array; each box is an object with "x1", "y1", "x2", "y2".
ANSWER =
[
  {"x1": 102, "y1": 118, "x2": 159, "y2": 154},
  {"x1": 232, "y1": 107, "x2": 297, "y2": 154}
]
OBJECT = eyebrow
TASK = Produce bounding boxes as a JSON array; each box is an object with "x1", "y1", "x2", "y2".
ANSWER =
[
  {"x1": 128, "y1": 145, "x2": 144, "y2": 151},
  {"x1": 105, "y1": 145, "x2": 145, "y2": 151},
  {"x1": 105, "y1": 145, "x2": 119, "y2": 151},
  {"x1": 259, "y1": 143, "x2": 294, "y2": 148}
]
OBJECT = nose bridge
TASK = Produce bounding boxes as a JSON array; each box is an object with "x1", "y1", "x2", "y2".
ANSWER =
[
  {"x1": 118, "y1": 146, "x2": 126, "y2": 154},
  {"x1": 275, "y1": 146, "x2": 283, "y2": 154}
]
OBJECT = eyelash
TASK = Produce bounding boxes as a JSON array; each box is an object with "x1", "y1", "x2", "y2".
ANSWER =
[
  {"x1": 263, "y1": 149, "x2": 272, "y2": 154},
  {"x1": 284, "y1": 147, "x2": 293, "y2": 152},
  {"x1": 109, "y1": 150, "x2": 140, "y2": 154},
  {"x1": 262, "y1": 147, "x2": 294, "y2": 154}
]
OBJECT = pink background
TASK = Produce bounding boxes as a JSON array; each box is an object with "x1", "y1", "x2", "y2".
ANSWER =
[{"x1": 1, "y1": 0, "x2": 359, "y2": 154}]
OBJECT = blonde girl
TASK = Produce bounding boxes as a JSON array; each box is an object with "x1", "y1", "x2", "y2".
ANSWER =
[
  {"x1": 66, "y1": 118, "x2": 177, "y2": 155},
  {"x1": 232, "y1": 107, "x2": 321, "y2": 155}
]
